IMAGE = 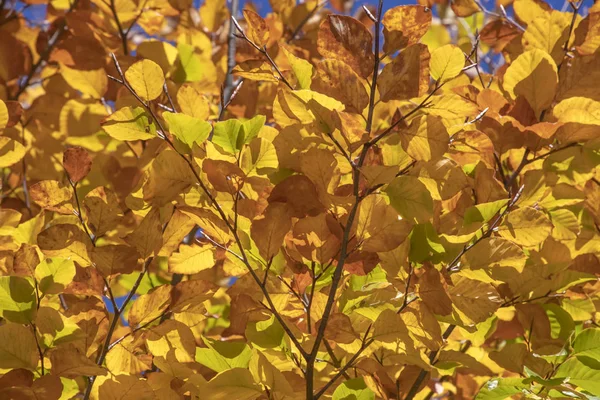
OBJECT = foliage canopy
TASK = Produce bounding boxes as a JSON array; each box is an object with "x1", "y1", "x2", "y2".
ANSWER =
[{"x1": 1, "y1": 0, "x2": 600, "y2": 398}]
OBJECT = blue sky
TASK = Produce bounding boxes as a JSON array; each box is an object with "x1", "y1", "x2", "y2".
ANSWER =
[{"x1": 17, "y1": 0, "x2": 577, "y2": 28}]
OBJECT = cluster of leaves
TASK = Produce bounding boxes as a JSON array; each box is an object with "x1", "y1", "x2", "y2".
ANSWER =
[{"x1": 1, "y1": 0, "x2": 600, "y2": 398}]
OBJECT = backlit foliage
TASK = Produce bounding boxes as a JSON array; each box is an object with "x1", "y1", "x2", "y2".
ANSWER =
[{"x1": 1, "y1": 0, "x2": 600, "y2": 398}]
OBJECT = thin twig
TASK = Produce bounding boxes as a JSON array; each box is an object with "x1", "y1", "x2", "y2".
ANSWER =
[
  {"x1": 231, "y1": 17, "x2": 294, "y2": 90},
  {"x1": 108, "y1": 53, "x2": 309, "y2": 361},
  {"x1": 10, "y1": 0, "x2": 80, "y2": 100}
]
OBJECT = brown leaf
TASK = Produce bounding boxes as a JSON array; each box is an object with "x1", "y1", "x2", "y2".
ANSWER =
[
  {"x1": 251, "y1": 202, "x2": 293, "y2": 260},
  {"x1": 417, "y1": 264, "x2": 453, "y2": 316},
  {"x1": 317, "y1": 15, "x2": 374, "y2": 78},
  {"x1": 382, "y1": 5, "x2": 432, "y2": 53},
  {"x1": 378, "y1": 44, "x2": 430, "y2": 102},
  {"x1": 63, "y1": 147, "x2": 92, "y2": 183}
]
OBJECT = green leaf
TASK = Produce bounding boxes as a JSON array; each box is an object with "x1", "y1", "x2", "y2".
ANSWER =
[
  {"x1": 163, "y1": 111, "x2": 211, "y2": 152},
  {"x1": 0, "y1": 276, "x2": 37, "y2": 324},
  {"x1": 213, "y1": 115, "x2": 266, "y2": 155},
  {"x1": 35, "y1": 257, "x2": 76, "y2": 295},
  {"x1": 332, "y1": 378, "x2": 375, "y2": 400},
  {"x1": 385, "y1": 176, "x2": 434, "y2": 223},
  {"x1": 463, "y1": 199, "x2": 508, "y2": 226},
  {"x1": 196, "y1": 338, "x2": 253, "y2": 372},
  {"x1": 573, "y1": 328, "x2": 600, "y2": 360},
  {"x1": 102, "y1": 106, "x2": 156, "y2": 141},
  {"x1": 174, "y1": 43, "x2": 204, "y2": 82},
  {"x1": 555, "y1": 357, "x2": 600, "y2": 395},
  {"x1": 409, "y1": 223, "x2": 445, "y2": 263},
  {"x1": 213, "y1": 119, "x2": 242, "y2": 154},
  {"x1": 475, "y1": 378, "x2": 528, "y2": 400}
]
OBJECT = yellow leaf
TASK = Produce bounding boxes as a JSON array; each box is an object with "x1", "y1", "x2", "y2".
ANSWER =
[
  {"x1": 30, "y1": 180, "x2": 74, "y2": 215},
  {"x1": 400, "y1": 115, "x2": 449, "y2": 162},
  {"x1": 503, "y1": 49, "x2": 558, "y2": 115},
  {"x1": 240, "y1": 137, "x2": 279, "y2": 177},
  {"x1": 0, "y1": 99, "x2": 8, "y2": 129},
  {"x1": 0, "y1": 136, "x2": 26, "y2": 168},
  {"x1": 129, "y1": 284, "x2": 171, "y2": 327},
  {"x1": 169, "y1": 243, "x2": 216, "y2": 274},
  {"x1": 177, "y1": 84, "x2": 210, "y2": 120},
  {"x1": 146, "y1": 320, "x2": 196, "y2": 362},
  {"x1": 522, "y1": 11, "x2": 572, "y2": 64},
  {"x1": 356, "y1": 194, "x2": 412, "y2": 252},
  {"x1": 243, "y1": 9, "x2": 270, "y2": 47},
  {"x1": 137, "y1": 40, "x2": 179, "y2": 75},
  {"x1": 203, "y1": 368, "x2": 262, "y2": 400},
  {"x1": 143, "y1": 149, "x2": 197, "y2": 206},
  {"x1": 497, "y1": 207, "x2": 553, "y2": 246},
  {"x1": 125, "y1": 59, "x2": 165, "y2": 101},
  {"x1": 233, "y1": 61, "x2": 278, "y2": 82},
  {"x1": 200, "y1": 0, "x2": 229, "y2": 32},
  {"x1": 280, "y1": 43, "x2": 313, "y2": 90},
  {"x1": 60, "y1": 64, "x2": 108, "y2": 98},
  {"x1": 312, "y1": 58, "x2": 368, "y2": 114},
  {"x1": 106, "y1": 337, "x2": 152, "y2": 375},
  {"x1": 102, "y1": 106, "x2": 156, "y2": 141},
  {"x1": 50, "y1": 344, "x2": 107, "y2": 377},
  {"x1": 0, "y1": 323, "x2": 39, "y2": 370},
  {"x1": 430, "y1": 44, "x2": 465, "y2": 82},
  {"x1": 97, "y1": 375, "x2": 155, "y2": 400},
  {"x1": 37, "y1": 224, "x2": 93, "y2": 266},
  {"x1": 83, "y1": 186, "x2": 123, "y2": 237}
]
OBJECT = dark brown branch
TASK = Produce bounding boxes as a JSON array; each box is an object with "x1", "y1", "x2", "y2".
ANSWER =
[
  {"x1": 313, "y1": 326, "x2": 374, "y2": 399},
  {"x1": 446, "y1": 185, "x2": 524, "y2": 273},
  {"x1": 289, "y1": 1, "x2": 325, "y2": 42},
  {"x1": 10, "y1": 0, "x2": 80, "y2": 100},
  {"x1": 404, "y1": 324, "x2": 456, "y2": 400},
  {"x1": 83, "y1": 257, "x2": 154, "y2": 400},
  {"x1": 365, "y1": 0, "x2": 385, "y2": 132}
]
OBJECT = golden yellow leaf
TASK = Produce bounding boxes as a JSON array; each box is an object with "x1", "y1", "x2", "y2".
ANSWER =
[
  {"x1": 169, "y1": 243, "x2": 216, "y2": 274},
  {"x1": 312, "y1": 58, "x2": 369, "y2": 114},
  {"x1": 243, "y1": 9, "x2": 270, "y2": 47},
  {"x1": 382, "y1": 5, "x2": 432, "y2": 53},
  {"x1": 430, "y1": 44, "x2": 465, "y2": 82},
  {"x1": 177, "y1": 84, "x2": 210, "y2": 120},
  {"x1": 83, "y1": 186, "x2": 123, "y2": 237},
  {"x1": 30, "y1": 180, "x2": 74, "y2": 215},
  {"x1": 125, "y1": 59, "x2": 165, "y2": 101},
  {"x1": 60, "y1": 64, "x2": 108, "y2": 98},
  {"x1": 129, "y1": 284, "x2": 171, "y2": 327},
  {"x1": 502, "y1": 49, "x2": 558, "y2": 115},
  {"x1": 497, "y1": 206, "x2": 553, "y2": 246},
  {"x1": 0, "y1": 136, "x2": 26, "y2": 168},
  {"x1": 400, "y1": 115, "x2": 449, "y2": 161}
]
